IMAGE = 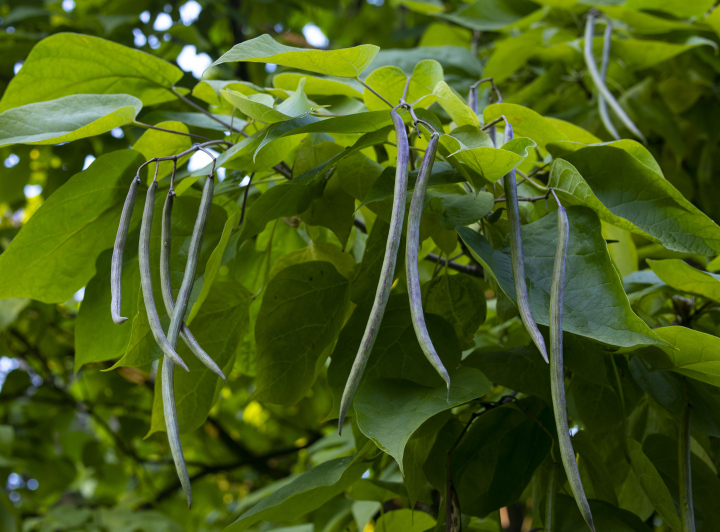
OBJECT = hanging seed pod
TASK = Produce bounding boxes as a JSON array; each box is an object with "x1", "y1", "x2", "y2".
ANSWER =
[
  {"x1": 405, "y1": 131, "x2": 451, "y2": 392},
  {"x1": 111, "y1": 175, "x2": 141, "y2": 324},
  {"x1": 160, "y1": 189, "x2": 225, "y2": 380},
  {"x1": 161, "y1": 358, "x2": 192, "y2": 508},
  {"x1": 338, "y1": 107, "x2": 409, "y2": 434},
  {"x1": 138, "y1": 180, "x2": 188, "y2": 372},
  {"x1": 503, "y1": 120, "x2": 548, "y2": 363},
  {"x1": 584, "y1": 10, "x2": 645, "y2": 143},
  {"x1": 549, "y1": 193, "x2": 595, "y2": 532},
  {"x1": 545, "y1": 462, "x2": 559, "y2": 532}
]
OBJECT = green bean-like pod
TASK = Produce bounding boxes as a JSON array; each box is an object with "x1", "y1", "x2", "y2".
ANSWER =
[
  {"x1": 405, "y1": 131, "x2": 451, "y2": 391},
  {"x1": 161, "y1": 357, "x2": 192, "y2": 508},
  {"x1": 545, "y1": 462, "x2": 559, "y2": 532},
  {"x1": 138, "y1": 181, "x2": 188, "y2": 372},
  {"x1": 550, "y1": 198, "x2": 595, "y2": 532},
  {"x1": 111, "y1": 175, "x2": 141, "y2": 324},
  {"x1": 503, "y1": 121, "x2": 548, "y2": 363},
  {"x1": 166, "y1": 176, "x2": 214, "y2": 349},
  {"x1": 338, "y1": 108, "x2": 409, "y2": 434},
  {"x1": 679, "y1": 401, "x2": 695, "y2": 532},
  {"x1": 160, "y1": 190, "x2": 225, "y2": 380},
  {"x1": 584, "y1": 10, "x2": 645, "y2": 143},
  {"x1": 597, "y1": 17, "x2": 619, "y2": 140}
]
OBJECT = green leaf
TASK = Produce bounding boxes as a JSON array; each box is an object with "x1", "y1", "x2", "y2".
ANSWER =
[
  {"x1": 647, "y1": 259, "x2": 720, "y2": 301},
  {"x1": 273, "y1": 73, "x2": 364, "y2": 98},
  {"x1": 212, "y1": 34, "x2": 379, "y2": 78},
  {"x1": 549, "y1": 147, "x2": 720, "y2": 256},
  {"x1": 374, "y1": 509, "x2": 435, "y2": 531},
  {"x1": 483, "y1": 102, "x2": 567, "y2": 150},
  {"x1": 458, "y1": 207, "x2": 662, "y2": 348},
  {"x1": 328, "y1": 295, "x2": 462, "y2": 418},
  {"x1": 355, "y1": 367, "x2": 491, "y2": 472},
  {"x1": 0, "y1": 94, "x2": 142, "y2": 148},
  {"x1": 463, "y1": 346, "x2": 552, "y2": 404},
  {"x1": 603, "y1": 36, "x2": 717, "y2": 71},
  {"x1": 254, "y1": 261, "x2": 350, "y2": 405},
  {"x1": 554, "y1": 495, "x2": 651, "y2": 532},
  {"x1": 226, "y1": 451, "x2": 372, "y2": 532},
  {"x1": 626, "y1": 439, "x2": 682, "y2": 532},
  {"x1": 438, "y1": 0, "x2": 542, "y2": 31},
  {"x1": 368, "y1": 46, "x2": 482, "y2": 77},
  {"x1": 625, "y1": 0, "x2": 714, "y2": 18},
  {"x1": 222, "y1": 78, "x2": 314, "y2": 123},
  {"x1": 0, "y1": 33, "x2": 182, "y2": 111},
  {"x1": 148, "y1": 280, "x2": 250, "y2": 434},
  {"x1": 643, "y1": 434, "x2": 720, "y2": 527},
  {"x1": 362, "y1": 60, "x2": 442, "y2": 111},
  {"x1": 0, "y1": 150, "x2": 144, "y2": 302},
  {"x1": 433, "y1": 81, "x2": 479, "y2": 128},
  {"x1": 423, "y1": 274, "x2": 486, "y2": 349},
  {"x1": 639, "y1": 326, "x2": 720, "y2": 388},
  {"x1": 75, "y1": 250, "x2": 138, "y2": 372},
  {"x1": 443, "y1": 135, "x2": 536, "y2": 186},
  {"x1": 572, "y1": 431, "x2": 618, "y2": 505},
  {"x1": 296, "y1": 142, "x2": 355, "y2": 246},
  {"x1": 187, "y1": 210, "x2": 240, "y2": 323},
  {"x1": 133, "y1": 121, "x2": 191, "y2": 182},
  {"x1": 483, "y1": 28, "x2": 545, "y2": 84},
  {"x1": 451, "y1": 398, "x2": 552, "y2": 517},
  {"x1": 270, "y1": 242, "x2": 357, "y2": 281}
]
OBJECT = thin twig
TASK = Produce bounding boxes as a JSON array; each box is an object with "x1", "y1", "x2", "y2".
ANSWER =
[
  {"x1": 133, "y1": 121, "x2": 213, "y2": 142},
  {"x1": 356, "y1": 76, "x2": 393, "y2": 108},
  {"x1": 424, "y1": 253, "x2": 481, "y2": 277}
]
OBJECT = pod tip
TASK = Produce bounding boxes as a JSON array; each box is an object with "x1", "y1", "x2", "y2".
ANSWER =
[{"x1": 112, "y1": 316, "x2": 128, "y2": 325}]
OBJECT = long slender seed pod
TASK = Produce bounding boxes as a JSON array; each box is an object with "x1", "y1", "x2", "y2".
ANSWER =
[
  {"x1": 503, "y1": 121, "x2": 548, "y2": 363},
  {"x1": 160, "y1": 190, "x2": 225, "y2": 380},
  {"x1": 679, "y1": 401, "x2": 695, "y2": 532},
  {"x1": 550, "y1": 196, "x2": 595, "y2": 532},
  {"x1": 166, "y1": 176, "x2": 214, "y2": 349},
  {"x1": 584, "y1": 10, "x2": 646, "y2": 143},
  {"x1": 405, "y1": 132, "x2": 451, "y2": 392},
  {"x1": 545, "y1": 462, "x2": 559, "y2": 532},
  {"x1": 111, "y1": 175, "x2": 141, "y2": 324},
  {"x1": 338, "y1": 108, "x2": 410, "y2": 434},
  {"x1": 138, "y1": 181, "x2": 189, "y2": 372},
  {"x1": 161, "y1": 357, "x2": 192, "y2": 508},
  {"x1": 597, "y1": 18, "x2": 620, "y2": 140}
]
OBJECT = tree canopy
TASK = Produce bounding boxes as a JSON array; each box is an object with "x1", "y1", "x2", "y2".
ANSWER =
[{"x1": 2, "y1": 0, "x2": 720, "y2": 531}]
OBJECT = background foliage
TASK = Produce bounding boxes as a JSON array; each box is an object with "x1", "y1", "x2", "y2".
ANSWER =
[{"x1": 3, "y1": 0, "x2": 720, "y2": 531}]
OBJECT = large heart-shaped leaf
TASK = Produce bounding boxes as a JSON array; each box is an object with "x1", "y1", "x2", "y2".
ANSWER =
[
  {"x1": 212, "y1": 34, "x2": 379, "y2": 78},
  {"x1": 0, "y1": 150, "x2": 144, "y2": 302},
  {"x1": 0, "y1": 94, "x2": 142, "y2": 148},
  {"x1": 0, "y1": 33, "x2": 182, "y2": 111},
  {"x1": 458, "y1": 206, "x2": 662, "y2": 348}
]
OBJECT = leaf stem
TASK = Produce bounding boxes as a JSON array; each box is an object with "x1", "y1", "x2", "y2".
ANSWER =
[
  {"x1": 356, "y1": 76, "x2": 394, "y2": 108},
  {"x1": 133, "y1": 121, "x2": 213, "y2": 142}
]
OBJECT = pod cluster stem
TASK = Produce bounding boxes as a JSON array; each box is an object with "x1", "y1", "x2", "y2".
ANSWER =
[{"x1": 549, "y1": 191, "x2": 595, "y2": 531}]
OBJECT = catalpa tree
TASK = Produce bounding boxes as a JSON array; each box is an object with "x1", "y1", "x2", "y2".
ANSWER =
[{"x1": 2, "y1": 1, "x2": 720, "y2": 531}]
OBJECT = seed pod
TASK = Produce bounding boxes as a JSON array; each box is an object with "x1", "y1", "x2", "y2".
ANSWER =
[
  {"x1": 161, "y1": 357, "x2": 192, "y2": 508},
  {"x1": 549, "y1": 198, "x2": 595, "y2": 532},
  {"x1": 584, "y1": 10, "x2": 645, "y2": 143},
  {"x1": 166, "y1": 176, "x2": 214, "y2": 349},
  {"x1": 597, "y1": 17, "x2": 619, "y2": 140},
  {"x1": 338, "y1": 108, "x2": 409, "y2": 434},
  {"x1": 138, "y1": 181, "x2": 188, "y2": 372},
  {"x1": 679, "y1": 401, "x2": 695, "y2": 532},
  {"x1": 160, "y1": 190, "x2": 225, "y2": 380},
  {"x1": 503, "y1": 121, "x2": 548, "y2": 363},
  {"x1": 405, "y1": 131, "x2": 451, "y2": 392},
  {"x1": 111, "y1": 175, "x2": 141, "y2": 324},
  {"x1": 545, "y1": 462, "x2": 559, "y2": 532}
]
